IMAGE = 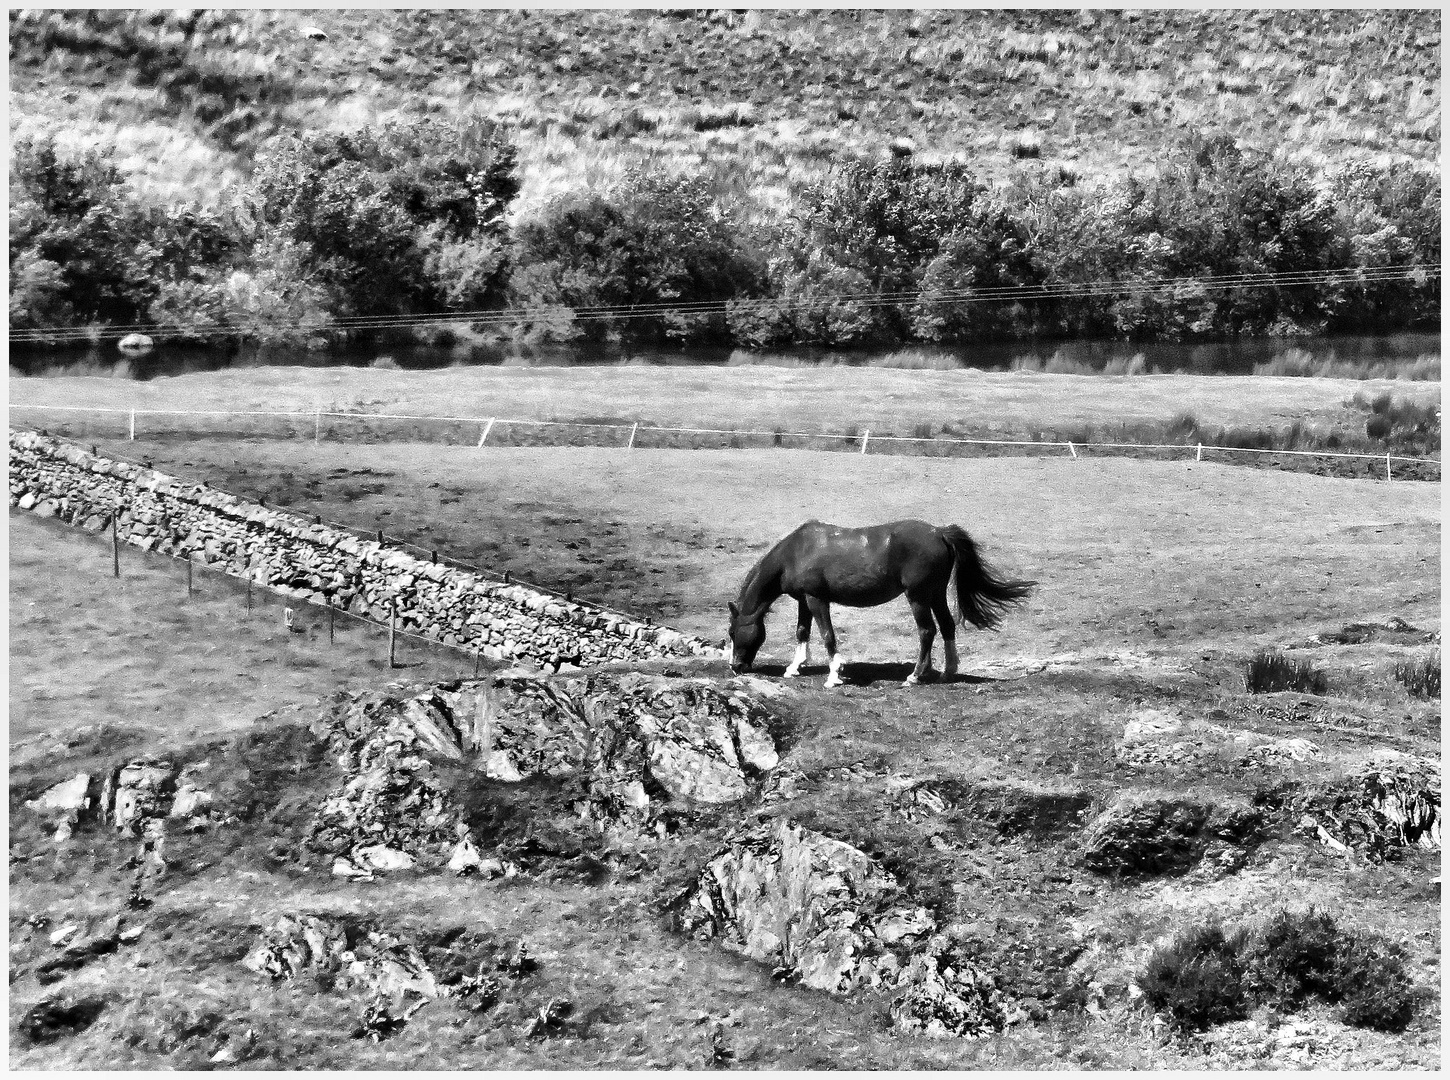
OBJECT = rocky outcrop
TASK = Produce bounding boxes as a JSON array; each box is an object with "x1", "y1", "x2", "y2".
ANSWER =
[
  {"x1": 243, "y1": 912, "x2": 504, "y2": 1036},
  {"x1": 1079, "y1": 795, "x2": 1263, "y2": 877},
  {"x1": 307, "y1": 673, "x2": 780, "y2": 873},
  {"x1": 23, "y1": 760, "x2": 217, "y2": 841},
  {"x1": 8, "y1": 429, "x2": 719, "y2": 672},
  {"x1": 1300, "y1": 750, "x2": 1441, "y2": 856},
  {"x1": 678, "y1": 819, "x2": 1006, "y2": 1038}
]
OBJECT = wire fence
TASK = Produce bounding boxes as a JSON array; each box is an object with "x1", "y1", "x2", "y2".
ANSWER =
[
  {"x1": 9, "y1": 403, "x2": 1441, "y2": 481},
  {"x1": 91, "y1": 518, "x2": 515, "y2": 675}
]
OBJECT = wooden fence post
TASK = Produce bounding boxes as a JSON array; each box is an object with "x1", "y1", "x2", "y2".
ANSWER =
[
  {"x1": 111, "y1": 514, "x2": 121, "y2": 578},
  {"x1": 129, "y1": 410, "x2": 136, "y2": 441},
  {"x1": 388, "y1": 599, "x2": 398, "y2": 668},
  {"x1": 187, "y1": 554, "x2": 194, "y2": 597},
  {"x1": 314, "y1": 409, "x2": 321, "y2": 444},
  {"x1": 627, "y1": 422, "x2": 639, "y2": 449},
  {"x1": 861, "y1": 429, "x2": 870, "y2": 454},
  {"x1": 328, "y1": 599, "x2": 335, "y2": 645},
  {"x1": 1066, "y1": 441, "x2": 1077, "y2": 459},
  {"x1": 1386, "y1": 454, "x2": 1392, "y2": 482},
  {"x1": 1196, "y1": 443, "x2": 1203, "y2": 462}
]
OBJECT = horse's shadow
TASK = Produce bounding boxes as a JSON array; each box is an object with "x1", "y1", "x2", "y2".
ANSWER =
[{"x1": 748, "y1": 661, "x2": 996, "y2": 687}]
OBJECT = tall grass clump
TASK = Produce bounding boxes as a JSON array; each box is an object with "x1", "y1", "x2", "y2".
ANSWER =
[
  {"x1": 869, "y1": 348, "x2": 961, "y2": 370},
  {"x1": 1393, "y1": 650, "x2": 1440, "y2": 700},
  {"x1": 1142, "y1": 908, "x2": 1421, "y2": 1034},
  {"x1": 1255, "y1": 348, "x2": 1443, "y2": 380},
  {"x1": 1244, "y1": 649, "x2": 1329, "y2": 695}
]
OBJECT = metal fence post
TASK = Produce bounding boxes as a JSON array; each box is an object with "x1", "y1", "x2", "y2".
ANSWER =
[
  {"x1": 1386, "y1": 454, "x2": 1392, "y2": 482},
  {"x1": 627, "y1": 422, "x2": 639, "y2": 449},
  {"x1": 1196, "y1": 443, "x2": 1203, "y2": 463},
  {"x1": 129, "y1": 410, "x2": 136, "y2": 441},
  {"x1": 479, "y1": 418, "x2": 495, "y2": 447},
  {"x1": 861, "y1": 429, "x2": 870, "y2": 454},
  {"x1": 1067, "y1": 441, "x2": 1077, "y2": 459}
]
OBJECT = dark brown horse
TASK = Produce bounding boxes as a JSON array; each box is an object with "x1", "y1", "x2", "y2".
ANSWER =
[{"x1": 727, "y1": 520, "x2": 1035, "y2": 687}]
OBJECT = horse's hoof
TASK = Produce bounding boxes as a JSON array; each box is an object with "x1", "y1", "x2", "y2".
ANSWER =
[
  {"x1": 783, "y1": 667, "x2": 801, "y2": 679},
  {"x1": 824, "y1": 676, "x2": 843, "y2": 689}
]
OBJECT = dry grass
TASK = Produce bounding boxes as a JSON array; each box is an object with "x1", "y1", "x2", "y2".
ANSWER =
[{"x1": 9, "y1": 366, "x2": 1442, "y2": 452}]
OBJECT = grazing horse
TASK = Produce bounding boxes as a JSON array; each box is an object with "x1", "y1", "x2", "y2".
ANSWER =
[{"x1": 727, "y1": 520, "x2": 1035, "y2": 687}]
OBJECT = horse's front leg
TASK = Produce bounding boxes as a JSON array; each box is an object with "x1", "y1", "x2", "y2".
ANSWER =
[
  {"x1": 807, "y1": 596, "x2": 845, "y2": 688},
  {"x1": 783, "y1": 595, "x2": 811, "y2": 678},
  {"x1": 904, "y1": 596, "x2": 937, "y2": 686}
]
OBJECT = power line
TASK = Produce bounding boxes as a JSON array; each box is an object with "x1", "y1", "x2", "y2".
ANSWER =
[{"x1": 9, "y1": 264, "x2": 1437, "y2": 342}]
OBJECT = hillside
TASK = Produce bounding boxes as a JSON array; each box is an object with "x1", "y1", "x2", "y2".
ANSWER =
[{"x1": 8, "y1": 8, "x2": 1441, "y2": 214}]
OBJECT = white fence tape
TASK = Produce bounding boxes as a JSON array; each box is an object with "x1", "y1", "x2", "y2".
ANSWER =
[{"x1": 8, "y1": 403, "x2": 1441, "y2": 469}]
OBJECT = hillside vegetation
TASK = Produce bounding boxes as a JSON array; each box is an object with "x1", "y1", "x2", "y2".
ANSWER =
[
  {"x1": 7, "y1": 9, "x2": 1441, "y2": 351},
  {"x1": 9, "y1": 9, "x2": 1440, "y2": 207}
]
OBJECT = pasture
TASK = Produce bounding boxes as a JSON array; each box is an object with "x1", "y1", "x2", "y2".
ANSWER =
[{"x1": 9, "y1": 410, "x2": 1440, "y2": 1067}]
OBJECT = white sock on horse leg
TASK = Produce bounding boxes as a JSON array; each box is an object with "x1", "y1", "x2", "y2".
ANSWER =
[
  {"x1": 944, "y1": 640, "x2": 959, "y2": 675},
  {"x1": 824, "y1": 652, "x2": 845, "y2": 687},
  {"x1": 784, "y1": 641, "x2": 810, "y2": 677}
]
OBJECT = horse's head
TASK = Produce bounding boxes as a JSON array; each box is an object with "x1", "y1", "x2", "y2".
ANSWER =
[{"x1": 727, "y1": 601, "x2": 765, "y2": 673}]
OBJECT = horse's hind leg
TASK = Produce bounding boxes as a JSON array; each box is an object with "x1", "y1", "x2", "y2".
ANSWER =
[
  {"x1": 784, "y1": 596, "x2": 811, "y2": 678},
  {"x1": 931, "y1": 594, "x2": 958, "y2": 677},
  {"x1": 904, "y1": 595, "x2": 938, "y2": 686},
  {"x1": 806, "y1": 596, "x2": 845, "y2": 688}
]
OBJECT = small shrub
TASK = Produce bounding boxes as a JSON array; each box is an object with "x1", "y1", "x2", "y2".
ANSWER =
[
  {"x1": 1139, "y1": 923, "x2": 1252, "y2": 1032},
  {"x1": 1144, "y1": 910, "x2": 1421, "y2": 1034},
  {"x1": 1244, "y1": 650, "x2": 1329, "y2": 695},
  {"x1": 1393, "y1": 651, "x2": 1440, "y2": 700},
  {"x1": 1332, "y1": 931, "x2": 1418, "y2": 1031},
  {"x1": 1241, "y1": 907, "x2": 1342, "y2": 1009}
]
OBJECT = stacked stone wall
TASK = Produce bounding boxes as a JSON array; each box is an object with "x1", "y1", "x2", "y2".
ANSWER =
[{"x1": 8, "y1": 429, "x2": 720, "y2": 670}]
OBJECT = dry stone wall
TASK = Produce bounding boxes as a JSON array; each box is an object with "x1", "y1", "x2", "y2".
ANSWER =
[{"x1": 8, "y1": 429, "x2": 720, "y2": 670}]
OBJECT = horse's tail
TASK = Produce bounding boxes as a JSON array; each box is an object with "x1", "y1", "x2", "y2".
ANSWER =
[{"x1": 940, "y1": 525, "x2": 1037, "y2": 630}]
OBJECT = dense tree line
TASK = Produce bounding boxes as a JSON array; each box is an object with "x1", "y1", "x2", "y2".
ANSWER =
[{"x1": 9, "y1": 129, "x2": 1439, "y2": 349}]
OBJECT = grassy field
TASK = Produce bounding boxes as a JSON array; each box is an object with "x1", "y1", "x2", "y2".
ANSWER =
[
  {"x1": 8, "y1": 9, "x2": 1439, "y2": 213},
  {"x1": 9, "y1": 433, "x2": 1441, "y2": 1068},
  {"x1": 10, "y1": 364, "x2": 1443, "y2": 441}
]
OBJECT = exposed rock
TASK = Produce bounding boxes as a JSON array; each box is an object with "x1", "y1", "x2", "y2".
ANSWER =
[
  {"x1": 25, "y1": 773, "x2": 91, "y2": 815},
  {"x1": 1080, "y1": 795, "x2": 1213, "y2": 876},
  {"x1": 1301, "y1": 751, "x2": 1441, "y2": 855},
  {"x1": 891, "y1": 947, "x2": 1008, "y2": 1038},
  {"x1": 307, "y1": 674, "x2": 779, "y2": 867},
  {"x1": 116, "y1": 333, "x2": 154, "y2": 353},
  {"x1": 17, "y1": 995, "x2": 107, "y2": 1043},
  {"x1": 678, "y1": 819, "x2": 1006, "y2": 1038},
  {"x1": 244, "y1": 913, "x2": 505, "y2": 1041}
]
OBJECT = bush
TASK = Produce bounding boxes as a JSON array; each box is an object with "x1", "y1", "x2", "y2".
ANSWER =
[
  {"x1": 1240, "y1": 907, "x2": 1342, "y2": 1009},
  {"x1": 245, "y1": 119, "x2": 519, "y2": 323},
  {"x1": 511, "y1": 172, "x2": 764, "y2": 344},
  {"x1": 1332, "y1": 931, "x2": 1418, "y2": 1031},
  {"x1": 1139, "y1": 923, "x2": 1252, "y2": 1032},
  {"x1": 9, "y1": 138, "x2": 239, "y2": 334},
  {"x1": 1143, "y1": 910, "x2": 1421, "y2": 1034},
  {"x1": 1244, "y1": 649, "x2": 1329, "y2": 695}
]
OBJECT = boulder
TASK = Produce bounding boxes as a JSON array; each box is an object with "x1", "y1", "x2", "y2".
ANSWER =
[
  {"x1": 1080, "y1": 795, "x2": 1212, "y2": 876},
  {"x1": 678, "y1": 819, "x2": 1005, "y2": 1037},
  {"x1": 117, "y1": 333, "x2": 154, "y2": 353}
]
